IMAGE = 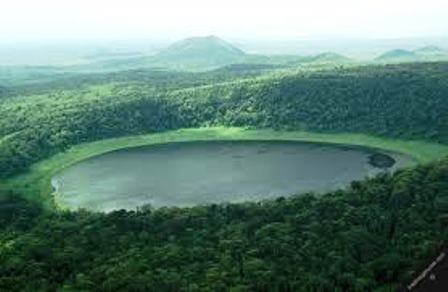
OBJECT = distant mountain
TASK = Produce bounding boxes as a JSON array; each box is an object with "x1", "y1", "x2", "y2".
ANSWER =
[
  {"x1": 72, "y1": 37, "x2": 354, "y2": 72},
  {"x1": 413, "y1": 45, "x2": 445, "y2": 55},
  {"x1": 376, "y1": 49, "x2": 418, "y2": 61},
  {"x1": 376, "y1": 47, "x2": 448, "y2": 63},
  {"x1": 158, "y1": 35, "x2": 245, "y2": 59},
  {"x1": 154, "y1": 36, "x2": 246, "y2": 70},
  {"x1": 305, "y1": 52, "x2": 352, "y2": 63}
]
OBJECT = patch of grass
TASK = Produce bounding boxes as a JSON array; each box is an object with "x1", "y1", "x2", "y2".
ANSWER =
[{"x1": 2, "y1": 127, "x2": 448, "y2": 209}]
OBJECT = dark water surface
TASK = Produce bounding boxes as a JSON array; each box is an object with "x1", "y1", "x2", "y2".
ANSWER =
[{"x1": 52, "y1": 141, "x2": 412, "y2": 212}]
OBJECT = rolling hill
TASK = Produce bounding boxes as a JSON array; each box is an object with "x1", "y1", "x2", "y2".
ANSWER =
[
  {"x1": 414, "y1": 45, "x2": 445, "y2": 55},
  {"x1": 375, "y1": 46, "x2": 448, "y2": 63},
  {"x1": 375, "y1": 49, "x2": 418, "y2": 62},
  {"x1": 96, "y1": 37, "x2": 353, "y2": 71},
  {"x1": 302, "y1": 52, "x2": 352, "y2": 64},
  {"x1": 152, "y1": 35, "x2": 246, "y2": 70},
  {"x1": 157, "y1": 35, "x2": 245, "y2": 59}
]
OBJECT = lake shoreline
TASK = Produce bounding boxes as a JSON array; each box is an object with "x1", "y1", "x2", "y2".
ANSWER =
[
  {"x1": 2, "y1": 127, "x2": 448, "y2": 210},
  {"x1": 51, "y1": 140, "x2": 411, "y2": 212}
]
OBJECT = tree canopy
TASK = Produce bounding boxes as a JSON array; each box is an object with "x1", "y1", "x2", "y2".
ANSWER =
[
  {"x1": 0, "y1": 61, "x2": 447, "y2": 291},
  {"x1": 1, "y1": 62, "x2": 447, "y2": 178}
]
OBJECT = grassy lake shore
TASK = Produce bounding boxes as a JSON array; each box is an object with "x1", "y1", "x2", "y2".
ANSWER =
[{"x1": 2, "y1": 127, "x2": 448, "y2": 208}]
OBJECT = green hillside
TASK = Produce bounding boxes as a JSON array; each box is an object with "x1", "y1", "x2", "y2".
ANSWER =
[
  {"x1": 158, "y1": 36, "x2": 245, "y2": 59},
  {"x1": 376, "y1": 47, "x2": 448, "y2": 63},
  {"x1": 1, "y1": 54, "x2": 448, "y2": 291},
  {"x1": 151, "y1": 36, "x2": 246, "y2": 70},
  {"x1": 1, "y1": 62, "x2": 447, "y2": 179},
  {"x1": 2, "y1": 0, "x2": 448, "y2": 289},
  {"x1": 375, "y1": 49, "x2": 418, "y2": 62}
]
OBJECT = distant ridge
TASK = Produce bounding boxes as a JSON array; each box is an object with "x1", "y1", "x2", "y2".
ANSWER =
[
  {"x1": 158, "y1": 35, "x2": 245, "y2": 58},
  {"x1": 154, "y1": 36, "x2": 246, "y2": 69},
  {"x1": 413, "y1": 45, "x2": 445, "y2": 55},
  {"x1": 83, "y1": 38, "x2": 448, "y2": 72},
  {"x1": 92, "y1": 36, "x2": 354, "y2": 72},
  {"x1": 306, "y1": 52, "x2": 351, "y2": 63},
  {"x1": 375, "y1": 46, "x2": 448, "y2": 63},
  {"x1": 376, "y1": 49, "x2": 417, "y2": 61}
]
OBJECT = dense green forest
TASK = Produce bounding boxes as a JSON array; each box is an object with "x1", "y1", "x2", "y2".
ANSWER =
[
  {"x1": 1, "y1": 62, "x2": 447, "y2": 178},
  {"x1": 1, "y1": 64, "x2": 275, "y2": 97},
  {"x1": 1, "y1": 158, "x2": 447, "y2": 291},
  {"x1": 1, "y1": 53, "x2": 448, "y2": 290}
]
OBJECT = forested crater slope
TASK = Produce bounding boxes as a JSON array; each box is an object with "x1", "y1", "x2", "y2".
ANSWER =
[
  {"x1": 1, "y1": 157, "x2": 447, "y2": 291},
  {"x1": 0, "y1": 62, "x2": 447, "y2": 178},
  {"x1": 0, "y1": 56, "x2": 448, "y2": 291}
]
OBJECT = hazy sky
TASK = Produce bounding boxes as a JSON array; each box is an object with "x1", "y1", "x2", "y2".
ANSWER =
[{"x1": 1, "y1": 0, "x2": 447, "y2": 43}]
